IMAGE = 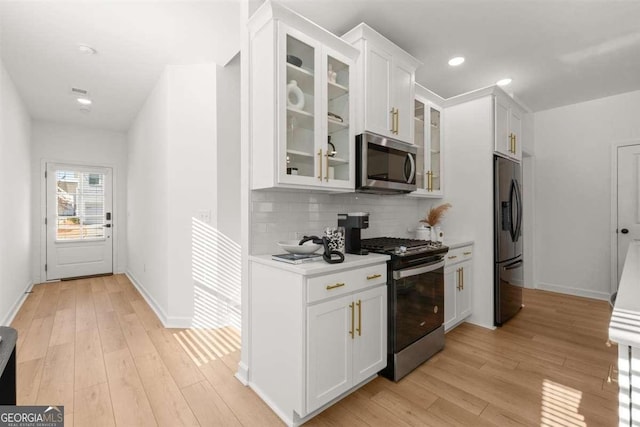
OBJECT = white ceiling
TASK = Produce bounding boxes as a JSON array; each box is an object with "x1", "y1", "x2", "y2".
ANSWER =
[
  {"x1": 1, "y1": 1, "x2": 640, "y2": 132},
  {"x1": 0, "y1": 1, "x2": 240, "y2": 132}
]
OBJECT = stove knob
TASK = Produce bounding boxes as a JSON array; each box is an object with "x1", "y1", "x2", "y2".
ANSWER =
[{"x1": 399, "y1": 246, "x2": 407, "y2": 253}]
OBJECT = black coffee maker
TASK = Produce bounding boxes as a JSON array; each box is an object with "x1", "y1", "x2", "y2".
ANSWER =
[{"x1": 338, "y1": 212, "x2": 369, "y2": 255}]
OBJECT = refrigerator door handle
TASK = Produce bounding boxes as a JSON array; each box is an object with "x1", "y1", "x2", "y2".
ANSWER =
[
  {"x1": 503, "y1": 259, "x2": 523, "y2": 271},
  {"x1": 508, "y1": 180, "x2": 517, "y2": 242},
  {"x1": 514, "y1": 180, "x2": 523, "y2": 241}
]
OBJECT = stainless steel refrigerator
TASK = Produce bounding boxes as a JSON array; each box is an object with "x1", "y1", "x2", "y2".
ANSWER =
[{"x1": 494, "y1": 155, "x2": 524, "y2": 326}]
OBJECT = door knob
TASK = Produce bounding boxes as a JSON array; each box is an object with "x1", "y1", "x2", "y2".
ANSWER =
[
  {"x1": 620, "y1": 228, "x2": 629, "y2": 234},
  {"x1": 104, "y1": 224, "x2": 112, "y2": 228}
]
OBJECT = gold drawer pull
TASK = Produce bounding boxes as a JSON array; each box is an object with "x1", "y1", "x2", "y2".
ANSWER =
[
  {"x1": 448, "y1": 255, "x2": 457, "y2": 259},
  {"x1": 463, "y1": 251, "x2": 472, "y2": 255},
  {"x1": 326, "y1": 283, "x2": 345, "y2": 290},
  {"x1": 367, "y1": 274, "x2": 382, "y2": 280}
]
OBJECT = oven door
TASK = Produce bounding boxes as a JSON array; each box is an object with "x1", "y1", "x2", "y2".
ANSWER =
[
  {"x1": 391, "y1": 259, "x2": 445, "y2": 352},
  {"x1": 357, "y1": 133, "x2": 417, "y2": 193}
]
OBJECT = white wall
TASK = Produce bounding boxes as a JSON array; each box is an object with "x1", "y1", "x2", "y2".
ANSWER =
[
  {"x1": 443, "y1": 96, "x2": 495, "y2": 329},
  {"x1": 31, "y1": 121, "x2": 128, "y2": 283},
  {"x1": 534, "y1": 89, "x2": 640, "y2": 300},
  {"x1": 127, "y1": 64, "x2": 218, "y2": 327},
  {"x1": 0, "y1": 61, "x2": 32, "y2": 325},
  {"x1": 217, "y1": 54, "x2": 241, "y2": 245},
  {"x1": 250, "y1": 191, "x2": 433, "y2": 255}
]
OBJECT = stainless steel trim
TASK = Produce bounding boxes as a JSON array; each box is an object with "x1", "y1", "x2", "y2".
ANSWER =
[
  {"x1": 390, "y1": 324, "x2": 444, "y2": 381},
  {"x1": 393, "y1": 260, "x2": 445, "y2": 280},
  {"x1": 363, "y1": 131, "x2": 418, "y2": 154}
]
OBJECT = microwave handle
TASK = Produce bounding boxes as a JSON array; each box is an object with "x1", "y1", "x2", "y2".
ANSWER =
[{"x1": 404, "y1": 153, "x2": 416, "y2": 184}]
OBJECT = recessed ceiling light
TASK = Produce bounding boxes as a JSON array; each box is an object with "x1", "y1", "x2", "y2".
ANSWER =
[
  {"x1": 78, "y1": 44, "x2": 97, "y2": 55},
  {"x1": 496, "y1": 78, "x2": 512, "y2": 86},
  {"x1": 77, "y1": 97, "x2": 92, "y2": 105},
  {"x1": 448, "y1": 56, "x2": 465, "y2": 66}
]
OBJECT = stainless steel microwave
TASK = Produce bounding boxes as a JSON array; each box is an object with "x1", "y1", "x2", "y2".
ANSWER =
[{"x1": 356, "y1": 132, "x2": 417, "y2": 194}]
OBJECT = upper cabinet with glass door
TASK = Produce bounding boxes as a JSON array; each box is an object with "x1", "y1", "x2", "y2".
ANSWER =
[
  {"x1": 409, "y1": 84, "x2": 444, "y2": 198},
  {"x1": 248, "y1": 2, "x2": 358, "y2": 191}
]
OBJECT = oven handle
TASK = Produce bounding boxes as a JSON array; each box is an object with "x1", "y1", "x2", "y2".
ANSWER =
[{"x1": 393, "y1": 260, "x2": 445, "y2": 280}]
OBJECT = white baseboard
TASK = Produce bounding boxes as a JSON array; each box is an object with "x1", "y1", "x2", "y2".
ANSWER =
[
  {"x1": 235, "y1": 361, "x2": 249, "y2": 385},
  {"x1": 125, "y1": 271, "x2": 193, "y2": 328},
  {"x1": 536, "y1": 282, "x2": 610, "y2": 301},
  {"x1": 1, "y1": 280, "x2": 34, "y2": 326}
]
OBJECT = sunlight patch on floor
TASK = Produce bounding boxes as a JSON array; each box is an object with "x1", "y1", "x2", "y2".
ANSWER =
[
  {"x1": 172, "y1": 326, "x2": 241, "y2": 367},
  {"x1": 540, "y1": 379, "x2": 586, "y2": 427}
]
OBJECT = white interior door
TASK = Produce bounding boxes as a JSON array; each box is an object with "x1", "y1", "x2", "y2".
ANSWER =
[
  {"x1": 46, "y1": 163, "x2": 113, "y2": 280},
  {"x1": 617, "y1": 145, "x2": 640, "y2": 286}
]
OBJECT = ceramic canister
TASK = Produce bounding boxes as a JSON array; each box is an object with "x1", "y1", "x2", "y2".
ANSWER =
[{"x1": 416, "y1": 226, "x2": 430, "y2": 241}]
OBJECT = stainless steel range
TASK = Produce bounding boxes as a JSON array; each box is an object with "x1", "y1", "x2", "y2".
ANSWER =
[{"x1": 361, "y1": 237, "x2": 448, "y2": 381}]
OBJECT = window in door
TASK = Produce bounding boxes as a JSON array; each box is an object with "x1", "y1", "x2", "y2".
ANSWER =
[{"x1": 55, "y1": 170, "x2": 106, "y2": 240}]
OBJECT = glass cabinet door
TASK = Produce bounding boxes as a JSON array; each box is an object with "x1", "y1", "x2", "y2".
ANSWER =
[
  {"x1": 326, "y1": 55, "x2": 350, "y2": 184},
  {"x1": 413, "y1": 97, "x2": 443, "y2": 195},
  {"x1": 284, "y1": 33, "x2": 316, "y2": 180},
  {"x1": 428, "y1": 106, "x2": 442, "y2": 193},
  {"x1": 414, "y1": 99, "x2": 427, "y2": 190}
]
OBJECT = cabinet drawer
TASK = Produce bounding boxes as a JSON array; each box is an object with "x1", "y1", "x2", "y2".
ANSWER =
[
  {"x1": 307, "y1": 264, "x2": 387, "y2": 304},
  {"x1": 445, "y1": 245, "x2": 473, "y2": 266}
]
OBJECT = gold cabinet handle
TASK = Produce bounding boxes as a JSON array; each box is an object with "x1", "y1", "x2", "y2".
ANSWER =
[
  {"x1": 367, "y1": 274, "x2": 381, "y2": 280},
  {"x1": 463, "y1": 251, "x2": 472, "y2": 255},
  {"x1": 356, "y1": 299, "x2": 362, "y2": 336},
  {"x1": 456, "y1": 268, "x2": 461, "y2": 290},
  {"x1": 349, "y1": 302, "x2": 354, "y2": 339},
  {"x1": 448, "y1": 255, "x2": 457, "y2": 260},
  {"x1": 317, "y1": 149, "x2": 323, "y2": 180},
  {"x1": 390, "y1": 108, "x2": 396, "y2": 133},
  {"x1": 513, "y1": 134, "x2": 517, "y2": 153},
  {"x1": 394, "y1": 108, "x2": 399, "y2": 134},
  {"x1": 324, "y1": 151, "x2": 330, "y2": 181},
  {"x1": 326, "y1": 282, "x2": 345, "y2": 290}
]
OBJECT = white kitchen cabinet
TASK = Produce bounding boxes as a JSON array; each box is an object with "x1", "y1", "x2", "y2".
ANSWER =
[
  {"x1": 494, "y1": 93, "x2": 523, "y2": 161},
  {"x1": 307, "y1": 285, "x2": 386, "y2": 412},
  {"x1": 342, "y1": 24, "x2": 421, "y2": 144},
  {"x1": 410, "y1": 84, "x2": 444, "y2": 197},
  {"x1": 444, "y1": 244, "x2": 473, "y2": 331},
  {"x1": 248, "y1": 2, "x2": 358, "y2": 192},
  {"x1": 249, "y1": 254, "x2": 389, "y2": 426}
]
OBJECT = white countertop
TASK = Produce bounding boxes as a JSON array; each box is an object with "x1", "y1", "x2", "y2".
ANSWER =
[
  {"x1": 443, "y1": 238, "x2": 474, "y2": 250},
  {"x1": 609, "y1": 241, "x2": 640, "y2": 347},
  {"x1": 250, "y1": 252, "x2": 391, "y2": 276}
]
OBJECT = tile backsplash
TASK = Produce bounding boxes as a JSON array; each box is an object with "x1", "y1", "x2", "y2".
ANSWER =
[{"x1": 251, "y1": 190, "x2": 434, "y2": 255}]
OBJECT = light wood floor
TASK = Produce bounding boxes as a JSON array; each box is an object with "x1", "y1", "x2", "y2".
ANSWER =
[{"x1": 12, "y1": 275, "x2": 618, "y2": 426}]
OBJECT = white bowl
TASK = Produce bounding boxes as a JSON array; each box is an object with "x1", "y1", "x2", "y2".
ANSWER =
[{"x1": 278, "y1": 240, "x2": 322, "y2": 254}]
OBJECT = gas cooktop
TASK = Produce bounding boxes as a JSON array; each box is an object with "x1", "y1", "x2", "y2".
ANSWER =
[{"x1": 361, "y1": 237, "x2": 448, "y2": 256}]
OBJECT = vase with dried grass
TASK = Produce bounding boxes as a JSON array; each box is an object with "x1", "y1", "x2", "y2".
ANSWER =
[{"x1": 419, "y1": 203, "x2": 451, "y2": 241}]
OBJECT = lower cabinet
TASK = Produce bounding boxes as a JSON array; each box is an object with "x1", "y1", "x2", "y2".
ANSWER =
[
  {"x1": 248, "y1": 255, "x2": 388, "y2": 426},
  {"x1": 307, "y1": 285, "x2": 386, "y2": 412},
  {"x1": 444, "y1": 244, "x2": 473, "y2": 331}
]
